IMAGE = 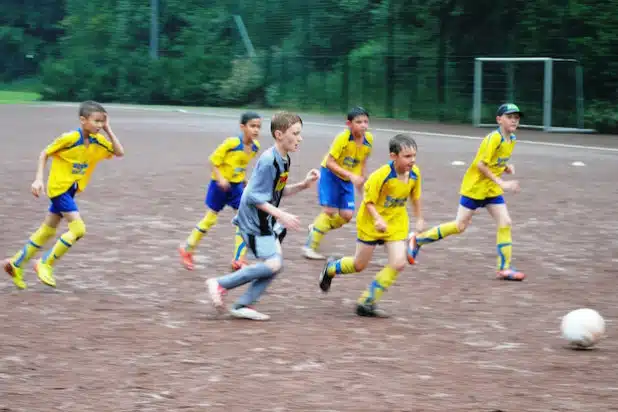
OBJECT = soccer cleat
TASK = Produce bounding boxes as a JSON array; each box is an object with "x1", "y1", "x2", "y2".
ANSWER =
[
  {"x1": 318, "y1": 257, "x2": 336, "y2": 293},
  {"x1": 356, "y1": 303, "x2": 390, "y2": 318},
  {"x1": 496, "y1": 268, "x2": 526, "y2": 281},
  {"x1": 229, "y1": 305, "x2": 270, "y2": 321},
  {"x1": 230, "y1": 257, "x2": 248, "y2": 271},
  {"x1": 407, "y1": 232, "x2": 420, "y2": 265},
  {"x1": 206, "y1": 278, "x2": 227, "y2": 311},
  {"x1": 302, "y1": 246, "x2": 325, "y2": 260},
  {"x1": 34, "y1": 259, "x2": 56, "y2": 288},
  {"x1": 178, "y1": 246, "x2": 194, "y2": 271},
  {"x1": 3, "y1": 259, "x2": 26, "y2": 290}
]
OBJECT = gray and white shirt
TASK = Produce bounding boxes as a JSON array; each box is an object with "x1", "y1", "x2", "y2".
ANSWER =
[{"x1": 234, "y1": 146, "x2": 290, "y2": 236}]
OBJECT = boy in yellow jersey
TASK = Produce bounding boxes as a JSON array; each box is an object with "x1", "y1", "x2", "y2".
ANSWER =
[
  {"x1": 318, "y1": 134, "x2": 425, "y2": 317},
  {"x1": 408, "y1": 103, "x2": 525, "y2": 281},
  {"x1": 179, "y1": 112, "x2": 262, "y2": 271},
  {"x1": 2, "y1": 101, "x2": 125, "y2": 289},
  {"x1": 302, "y1": 107, "x2": 373, "y2": 260}
]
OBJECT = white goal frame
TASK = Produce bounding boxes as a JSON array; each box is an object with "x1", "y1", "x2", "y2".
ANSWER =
[{"x1": 472, "y1": 57, "x2": 595, "y2": 133}]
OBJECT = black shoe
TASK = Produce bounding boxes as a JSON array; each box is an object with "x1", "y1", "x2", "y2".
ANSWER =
[
  {"x1": 356, "y1": 303, "x2": 389, "y2": 318},
  {"x1": 319, "y1": 257, "x2": 336, "y2": 292}
]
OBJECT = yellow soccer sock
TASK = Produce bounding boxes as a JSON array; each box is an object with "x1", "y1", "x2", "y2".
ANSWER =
[
  {"x1": 328, "y1": 214, "x2": 348, "y2": 230},
  {"x1": 306, "y1": 212, "x2": 332, "y2": 251},
  {"x1": 42, "y1": 220, "x2": 86, "y2": 266},
  {"x1": 496, "y1": 226, "x2": 513, "y2": 271},
  {"x1": 11, "y1": 224, "x2": 57, "y2": 268},
  {"x1": 416, "y1": 221, "x2": 460, "y2": 247},
  {"x1": 326, "y1": 256, "x2": 356, "y2": 277},
  {"x1": 358, "y1": 265, "x2": 399, "y2": 305},
  {"x1": 186, "y1": 211, "x2": 218, "y2": 252},
  {"x1": 232, "y1": 226, "x2": 247, "y2": 262}
]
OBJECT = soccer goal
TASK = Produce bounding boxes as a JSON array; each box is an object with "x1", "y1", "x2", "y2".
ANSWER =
[{"x1": 472, "y1": 57, "x2": 595, "y2": 133}]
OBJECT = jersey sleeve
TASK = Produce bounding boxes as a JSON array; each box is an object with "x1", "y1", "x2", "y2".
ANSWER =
[
  {"x1": 243, "y1": 154, "x2": 276, "y2": 205},
  {"x1": 209, "y1": 137, "x2": 236, "y2": 166},
  {"x1": 410, "y1": 166, "x2": 422, "y2": 200},
  {"x1": 363, "y1": 165, "x2": 390, "y2": 204},
  {"x1": 479, "y1": 133, "x2": 501, "y2": 165},
  {"x1": 91, "y1": 135, "x2": 115, "y2": 160},
  {"x1": 44, "y1": 133, "x2": 77, "y2": 156},
  {"x1": 327, "y1": 132, "x2": 349, "y2": 161}
]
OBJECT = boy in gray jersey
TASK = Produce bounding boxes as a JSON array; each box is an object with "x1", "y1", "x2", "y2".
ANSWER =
[{"x1": 206, "y1": 112, "x2": 319, "y2": 320}]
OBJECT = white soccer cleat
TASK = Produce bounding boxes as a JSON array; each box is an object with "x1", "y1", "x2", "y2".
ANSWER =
[
  {"x1": 206, "y1": 278, "x2": 226, "y2": 311},
  {"x1": 229, "y1": 306, "x2": 270, "y2": 321},
  {"x1": 302, "y1": 246, "x2": 326, "y2": 260}
]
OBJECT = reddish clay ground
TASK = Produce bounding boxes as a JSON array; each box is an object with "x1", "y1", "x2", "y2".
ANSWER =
[{"x1": 1, "y1": 104, "x2": 617, "y2": 412}]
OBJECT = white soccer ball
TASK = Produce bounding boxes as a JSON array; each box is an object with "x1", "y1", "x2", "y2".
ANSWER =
[{"x1": 560, "y1": 308, "x2": 606, "y2": 348}]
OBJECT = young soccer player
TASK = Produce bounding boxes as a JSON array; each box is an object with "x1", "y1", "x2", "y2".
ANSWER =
[
  {"x1": 302, "y1": 107, "x2": 373, "y2": 260},
  {"x1": 318, "y1": 134, "x2": 425, "y2": 318},
  {"x1": 178, "y1": 112, "x2": 262, "y2": 272},
  {"x1": 2, "y1": 101, "x2": 125, "y2": 289},
  {"x1": 408, "y1": 103, "x2": 525, "y2": 281},
  {"x1": 206, "y1": 111, "x2": 319, "y2": 321}
]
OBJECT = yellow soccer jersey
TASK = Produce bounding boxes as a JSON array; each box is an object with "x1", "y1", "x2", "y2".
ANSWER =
[
  {"x1": 356, "y1": 162, "x2": 422, "y2": 242},
  {"x1": 320, "y1": 129, "x2": 373, "y2": 181},
  {"x1": 209, "y1": 136, "x2": 260, "y2": 183},
  {"x1": 460, "y1": 129, "x2": 516, "y2": 199},
  {"x1": 44, "y1": 129, "x2": 114, "y2": 198}
]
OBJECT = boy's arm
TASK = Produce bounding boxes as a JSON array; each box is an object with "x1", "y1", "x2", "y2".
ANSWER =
[
  {"x1": 476, "y1": 134, "x2": 503, "y2": 185},
  {"x1": 409, "y1": 169, "x2": 424, "y2": 231},
  {"x1": 209, "y1": 138, "x2": 234, "y2": 186},
  {"x1": 103, "y1": 121, "x2": 124, "y2": 157},
  {"x1": 283, "y1": 169, "x2": 319, "y2": 197},
  {"x1": 31, "y1": 133, "x2": 74, "y2": 197}
]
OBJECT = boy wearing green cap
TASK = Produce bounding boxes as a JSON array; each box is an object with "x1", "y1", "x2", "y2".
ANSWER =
[{"x1": 408, "y1": 103, "x2": 525, "y2": 281}]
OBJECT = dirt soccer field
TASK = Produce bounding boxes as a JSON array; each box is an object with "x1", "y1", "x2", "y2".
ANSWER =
[{"x1": 1, "y1": 103, "x2": 617, "y2": 412}]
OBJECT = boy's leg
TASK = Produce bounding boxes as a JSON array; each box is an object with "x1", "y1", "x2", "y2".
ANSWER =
[
  {"x1": 357, "y1": 240, "x2": 407, "y2": 317},
  {"x1": 36, "y1": 211, "x2": 86, "y2": 288},
  {"x1": 318, "y1": 240, "x2": 375, "y2": 292},
  {"x1": 3, "y1": 213, "x2": 61, "y2": 290},
  {"x1": 409, "y1": 198, "x2": 476, "y2": 264},
  {"x1": 303, "y1": 170, "x2": 353, "y2": 259},
  {"x1": 487, "y1": 200, "x2": 525, "y2": 281},
  {"x1": 206, "y1": 233, "x2": 281, "y2": 320},
  {"x1": 180, "y1": 181, "x2": 225, "y2": 270},
  {"x1": 231, "y1": 225, "x2": 248, "y2": 271}
]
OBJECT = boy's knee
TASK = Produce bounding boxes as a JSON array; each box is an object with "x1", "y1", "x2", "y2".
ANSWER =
[
  {"x1": 339, "y1": 210, "x2": 354, "y2": 222},
  {"x1": 391, "y1": 259, "x2": 407, "y2": 273},
  {"x1": 500, "y1": 217, "x2": 513, "y2": 228},
  {"x1": 456, "y1": 220, "x2": 469, "y2": 233},
  {"x1": 68, "y1": 219, "x2": 86, "y2": 239},
  {"x1": 353, "y1": 260, "x2": 368, "y2": 272},
  {"x1": 264, "y1": 254, "x2": 283, "y2": 273}
]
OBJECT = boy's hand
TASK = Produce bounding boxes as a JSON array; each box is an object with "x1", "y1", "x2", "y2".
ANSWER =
[
  {"x1": 31, "y1": 179, "x2": 44, "y2": 198},
  {"x1": 504, "y1": 164, "x2": 515, "y2": 175},
  {"x1": 217, "y1": 178, "x2": 231, "y2": 191},
  {"x1": 500, "y1": 180, "x2": 520, "y2": 193},
  {"x1": 415, "y1": 217, "x2": 425, "y2": 233},
  {"x1": 350, "y1": 174, "x2": 365, "y2": 189},
  {"x1": 304, "y1": 169, "x2": 320, "y2": 188},
  {"x1": 103, "y1": 114, "x2": 112, "y2": 133},
  {"x1": 278, "y1": 211, "x2": 301, "y2": 231},
  {"x1": 374, "y1": 216, "x2": 387, "y2": 233}
]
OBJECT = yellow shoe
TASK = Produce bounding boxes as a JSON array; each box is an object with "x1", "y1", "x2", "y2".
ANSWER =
[
  {"x1": 3, "y1": 258, "x2": 26, "y2": 290},
  {"x1": 34, "y1": 259, "x2": 56, "y2": 288}
]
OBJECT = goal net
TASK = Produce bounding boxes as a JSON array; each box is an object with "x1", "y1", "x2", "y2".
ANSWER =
[{"x1": 472, "y1": 57, "x2": 594, "y2": 133}]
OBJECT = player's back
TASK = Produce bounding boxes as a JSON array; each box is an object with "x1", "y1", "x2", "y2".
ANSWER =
[{"x1": 234, "y1": 147, "x2": 290, "y2": 236}]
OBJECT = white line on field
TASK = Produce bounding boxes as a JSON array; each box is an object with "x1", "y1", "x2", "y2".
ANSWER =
[{"x1": 38, "y1": 102, "x2": 618, "y2": 153}]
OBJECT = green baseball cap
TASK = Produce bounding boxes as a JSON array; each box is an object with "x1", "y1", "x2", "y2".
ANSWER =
[{"x1": 497, "y1": 103, "x2": 524, "y2": 117}]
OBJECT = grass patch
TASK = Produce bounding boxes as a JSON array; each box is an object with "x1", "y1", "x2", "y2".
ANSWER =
[{"x1": 0, "y1": 78, "x2": 43, "y2": 103}]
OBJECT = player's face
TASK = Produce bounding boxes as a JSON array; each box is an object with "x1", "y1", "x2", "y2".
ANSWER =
[
  {"x1": 277, "y1": 122, "x2": 303, "y2": 153},
  {"x1": 391, "y1": 146, "x2": 417, "y2": 174},
  {"x1": 80, "y1": 111, "x2": 106, "y2": 135},
  {"x1": 241, "y1": 118, "x2": 262, "y2": 141},
  {"x1": 497, "y1": 113, "x2": 520, "y2": 134},
  {"x1": 347, "y1": 115, "x2": 369, "y2": 138}
]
